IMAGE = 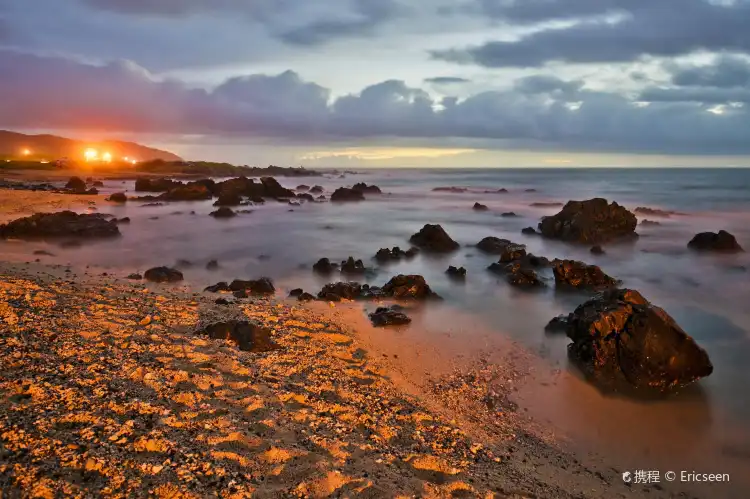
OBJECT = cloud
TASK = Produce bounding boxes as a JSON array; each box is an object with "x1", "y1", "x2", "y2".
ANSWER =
[
  {"x1": 2, "y1": 50, "x2": 750, "y2": 155},
  {"x1": 666, "y1": 54, "x2": 750, "y2": 88},
  {"x1": 424, "y1": 76, "x2": 471, "y2": 84},
  {"x1": 433, "y1": 0, "x2": 750, "y2": 67}
]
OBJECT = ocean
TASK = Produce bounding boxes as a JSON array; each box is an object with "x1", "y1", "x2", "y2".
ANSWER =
[{"x1": 3, "y1": 167, "x2": 750, "y2": 487}]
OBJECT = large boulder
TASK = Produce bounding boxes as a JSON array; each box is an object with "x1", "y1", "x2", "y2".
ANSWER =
[
  {"x1": 135, "y1": 177, "x2": 182, "y2": 192},
  {"x1": 553, "y1": 260, "x2": 619, "y2": 290},
  {"x1": 144, "y1": 267, "x2": 184, "y2": 283},
  {"x1": 158, "y1": 184, "x2": 212, "y2": 201},
  {"x1": 260, "y1": 177, "x2": 295, "y2": 198},
  {"x1": 0, "y1": 212, "x2": 120, "y2": 240},
  {"x1": 476, "y1": 237, "x2": 512, "y2": 254},
  {"x1": 369, "y1": 306, "x2": 411, "y2": 327},
  {"x1": 561, "y1": 289, "x2": 713, "y2": 396},
  {"x1": 318, "y1": 282, "x2": 364, "y2": 301},
  {"x1": 538, "y1": 198, "x2": 637, "y2": 244},
  {"x1": 687, "y1": 231, "x2": 743, "y2": 252},
  {"x1": 409, "y1": 224, "x2": 459, "y2": 252},
  {"x1": 381, "y1": 275, "x2": 441, "y2": 300},
  {"x1": 352, "y1": 182, "x2": 382, "y2": 194},
  {"x1": 331, "y1": 187, "x2": 365, "y2": 202},
  {"x1": 65, "y1": 176, "x2": 87, "y2": 193},
  {"x1": 499, "y1": 244, "x2": 526, "y2": 263},
  {"x1": 197, "y1": 320, "x2": 279, "y2": 353},
  {"x1": 108, "y1": 192, "x2": 128, "y2": 203},
  {"x1": 313, "y1": 258, "x2": 338, "y2": 274},
  {"x1": 215, "y1": 177, "x2": 265, "y2": 198}
]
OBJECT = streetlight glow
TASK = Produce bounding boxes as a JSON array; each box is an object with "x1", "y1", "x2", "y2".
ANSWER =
[
  {"x1": 102, "y1": 152, "x2": 112, "y2": 163},
  {"x1": 84, "y1": 148, "x2": 98, "y2": 161}
]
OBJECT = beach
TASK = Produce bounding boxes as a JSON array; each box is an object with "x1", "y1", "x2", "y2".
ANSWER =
[{"x1": 1, "y1": 168, "x2": 749, "y2": 498}]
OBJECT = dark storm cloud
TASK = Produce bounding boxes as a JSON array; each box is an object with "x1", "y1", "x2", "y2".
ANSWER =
[
  {"x1": 2, "y1": 50, "x2": 749, "y2": 155},
  {"x1": 666, "y1": 55, "x2": 750, "y2": 88},
  {"x1": 424, "y1": 77, "x2": 471, "y2": 84},
  {"x1": 433, "y1": 0, "x2": 750, "y2": 67}
]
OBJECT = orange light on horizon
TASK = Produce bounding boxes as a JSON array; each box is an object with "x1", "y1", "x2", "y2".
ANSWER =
[
  {"x1": 21, "y1": 148, "x2": 31, "y2": 156},
  {"x1": 84, "y1": 148, "x2": 98, "y2": 161},
  {"x1": 102, "y1": 152, "x2": 112, "y2": 163}
]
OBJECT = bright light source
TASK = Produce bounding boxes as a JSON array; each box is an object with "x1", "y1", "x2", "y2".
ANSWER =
[
  {"x1": 130, "y1": 159, "x2": 137, "y2": 165},
  {"x1": 21, "y1": 148, "x2": 31, "y2": 156},
  {"x1": 123, "y1": 156, "x2": 129, "y2": 161},
  {"x1": 40, "y1": 160, "x2": 49, "y2": 164},
  {"x1": 102, "y1": 152, "x2": 112, "y2": 163},
  {"x1": 84, "y1": 148, "x2": 98, "y2": 161}
]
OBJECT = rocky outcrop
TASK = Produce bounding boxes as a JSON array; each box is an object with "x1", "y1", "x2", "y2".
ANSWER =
[
  {"x1": 476, "y1": 237, "x2": 512, "y2": 254},
  {"x1": 260, "y1": 177, "x2": 295, "y2": 198},
  {"x1": 0, "y1": 212, "x2": 120, "y2": 240},
  {"x1": 687, "y1": 231, "x2": 743, "y2": 252},
  {"x1": 197, "y1": 320, "x2": 279, "y2": 353},
  {"x1": 446, "y1": 266, "x2": 466, "y2": 279},
  {"x1": 374, "y1": 247, "x2": 418, "y2": 262},
  {"x1": 310, "y1": 185, "x2": 324, "y2": 194},
  {"x1": 521, "y1": 227, "x2": 537, "y2": 235},
  {"x1": 144, "y1": 267, "x2": 184, "y2": 283},
  {"x1": 213, "y1": 192, "x2": 242, "y2": 206},
  {"x1": 369, "y1": 306, "x2": 411, "y2": 327},
  {"x1": 209, "y1": 207, "x2": 237, "y2": 218},
  {"x1": 352, "y1": 183, "x2": 382, "y2": 194},
  {"x1": 553, "y1": 260, "x2": 619, "y2": 290},
  {"x1": 330, "y1": 187, "x2": 365, "y2": 202},
  {"x1": 65, "y1": 176, "x2": 87, "y2": 192},
  {"x1": 215, "y1": 177, "x2": 264, "y2": 198},
  {"x1": 409, "y1": 224, "x2": 459, "y2": 252},
  {"x1": 560, "y1": 289, "x2": 713, "y2": 396},
  {"x1": 382, "y1": 275, "x2": 441, "y2": 300},
  {"x1": 313, "y1": 258, "x2": 338, "y2": 274},
  {"x1": 473, "y1": 203, "x2": 488, "y2": 211},
  {"x1": 340, "y1": 257, "x2": 367, "y2": 275},
  {"x1": 108, "y1": 192, "x2": 127, "y2": 203},
  {"x1": 318, "y1": 282, "x2": 364, "y2": 301},
  {"x1": 538, "y1": 198, "x2": 638, "y2": 244},
  {"x1": 228, "y1": 278, "x2": 275, "y2": 296},
  {"x1": 135, "y1": 177, "x2": 182, "y2": 192},
  {"x1": 158, "y1": 184, "x2": 212, "y2": 201}
]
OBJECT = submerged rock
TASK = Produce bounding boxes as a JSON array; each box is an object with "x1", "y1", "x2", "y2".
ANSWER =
[
  {"x1": 197, "y1": 320, "x2": 279, "y2": 352},
  {"x1": 521, "y1": 227, "x2": 537, "y2": 235},
  {"x1": 206, "y1": 259, "x2": 219, "y2": 270},
  {"x1": 369, "y1": 306, "x2": 412, "y2": 327},
  {"x1": 135, "y1": 177, "x2": 182, "y2": 192},
  {"x1": 635, "y1": 207, "x2": 675, "y2": 218},
  {"x1": 640, "y1": 219, "x2": 661, "y2": 226},
  {"x1": 409, "y1": 224, "x2": 459, "y2": 252},
  {"x1": 352, "y1": 182, "x2": 382, "y2": 194},
  {"x1": 501, "y1": 212, "x2": 518, "y2": 218},
  {"x1": 473, "y1": 202, "x2": 488, "y2": 211},
  {"x1": 297, "y1": 193, "x2": 314, "y2": 202},
  {"x1": 687, "y1": 230, "x2": 743, "y2": 252},
  {"x1": 159, "y1": 184, "x2": 212, "y2": 201},
  {"x1": 432, "y1": 187, "x2": 466, "y2": 193},
  {"x1": 209, "y1": 207, "x2": 237, "y2": 218},
  {"x1": 530, "y1": 202, "x2": 563, "y2": 208},
  {"x1": 590, "y1": 245, "x2": 605, "y2": 255},
  {"x1": 382, "y1": 274, "x2": 441, "y2": 300},
  {"x1": 330, "y1": 187, "x2": 365, "y2": 202},
  {"x1": 313, "y1": 258, "x2": 338, "y2": 274},
  {"x1": 0, "y1": 211, "x2": 120, "y2": 240},
  {"x1": 562, "y1": 289, "x2": 713, "y2": 396},
  {"x1": 108, "y1": 192, "x2": 127, "y2": 203},
  {"x1": 144, "y1": 266, "x2": 184, "y2": 283},
  {"x1": 296, "y1": 185, "x2": 310, "y2": 191},
  {"x1": 310, "y1": 185, "x2": 324, "y2": 194},
  {"x1": 538, "y1": 198, "x2": 637, "y2": 244},
  {"x1": 553, "y1": 260, "x2": 619, "y2": 290},
  {"x1": 446, "y1": 266, "x2": 466, "y2": 279}
]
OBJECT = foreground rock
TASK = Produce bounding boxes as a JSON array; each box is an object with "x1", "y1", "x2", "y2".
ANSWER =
[
  {"x1": 144, "y1": 266, "x2": 184, "y2": 283},
  {"x1": 198, "y1": 320, "x2": 280, "y2": 352},
  {"x1": 538, "y1": 198, "x2": 638, "y2": 244},
  {"x1": 409, "y1": 224, "x2": 459, "y2": 252},
  {"x1": 687, "y1": 230, "x2": 743, "y2": 252},
  {"x1": 560, "y1": 289, "x2": 713, "y2": 396},
  {"x1": 0, "y1": 212, "x2": 120, "y2": 240},
  {"x1": 369, "y1": 306, "x2": 411, "y2": 327},
  {"x1": 382, "y1": 274, "x2": 441, "y2": 300},
  {"x1": 553, "y1": 260, "x2": 619, "y2": 290},
  {"x1": 330, "y1": 187, "x2": 365, "y2": 202}
]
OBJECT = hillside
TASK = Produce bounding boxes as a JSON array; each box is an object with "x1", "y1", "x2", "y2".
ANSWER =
[{"x1": 0, "y1": 130, "x2": 181, "y2": 162}]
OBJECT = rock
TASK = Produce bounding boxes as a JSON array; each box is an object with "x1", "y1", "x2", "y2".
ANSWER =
[
  {"x1": 159, "y1": 184, "x2": 212, "y2": 201},
  {"x1": 298, "y1": 292, "x2": 316, "y2": 302},
  {"x1": 313, "y1": 258, "x2": 338, "y2": 274},
  {"x1": 330, "y1": 187, "x2": 365, "y2": 202},
  {"x1": 209, "y1": 207, "x2": 237, "y2": 218},
  {"x1": 374, "y1": 247, "x2": 410, "y2": 262},
  {"x1": 260, "y1": 177, "x2": 295, "y2": 198},
  {"x1": 0, "y1": 212, "x2": 120, "y2": 240},
  {"x1": 341, "y1": 257, "x2": 367, "y2": 275},
  {"x1": 115, "y1": 217, "x2": 130, "y2": 224},
  {"x1": 316, "y1": 195, "x2": 326, "y2": 201},
  {"x1": 32, "y1": 250, "x2": 55, "y2": 256},
  {"x1": 404, "y1": 247, "x2": 419, "y2": 259},
  {"x1": 687, "y1": 230, "x2": 743, "y2": 252},
  {"x1": 640, "y1": 219, "x2": 661, "y2": 226},
  {"x1": 289, "y1": 288, "x2": 304, "y2": 297},
  {"x1": 206, "y1": 259, "x2": 219, "y2": 270},
  {"x1": 446, "y1": 266, "x2": 466, "y2": 279},
  {"x1": 562, "y1": 289, "x2": 713, "y2": 396},
  {"x1": 297, "y1": 193, "x2": 314, "y2": 202},
  {"x1": 126, "y1": 273, "x2": 143, "y2": 280},
  {"x1": 197, "y1": 320, "x2": 280, "y2": 353},
  {"x1": 352, "y1": 182, "x2": 382, "y2": 194},
  {"x1": 144, "y1": 267, "x2": 184, "y2": 283},
  {"x1": 92, "y1": 180, "x2": 104, "y2": 187},
  {"x1": 476, "y1": 237, "x2": 512, "y2": 254},
  {"x1": 499, "y1": 244, "x2": 527, "y2": 263},
  {"x1": 432, "y1": 187, "x2": 466, "y2": 193},
  {"x1": 369, "y1": 306, "x2": 412, "y2": 327},
  {"x1": 409, "y1": 224, "x2": 459, "y2": 252},
  {"x1": 553, "y1": 260, "x2": 619, "y2": 290},
  {"x1": 215, "y1": 298, "x2": 231, "y2": 305},
  {"x1": 296, "y1": 185, "x2": 310, "y2": 191},
  {"x1": 501, "y1": 212, "x2": 517, "y2": 217},
  {"x1": 310, "y1": 185, "x2": 324, "y2": 193},
  {"x1": 318, "y1": 282, "x2": 363, "y2": 301},
  {"x1": 65, "y1": 176, "x2": 87, "y2": 192},
  {"x1": 525, "y1": 188, "x2": 537, "y2": 192},
  {"x1": 521, "y1": 227, "x2": 537, "y2": 235},
  {"x1": 506, "y1": 267, "x2": 545, "y2": 288},
  {"x1": 213, "y1": 192, "x2": 242, "y2": 206},
  {"x1": 382, "y1": 274, "x2": 441, "y2": 300},
  {"x1": 590, "y1": 245, "x2": 605, "y2": 255},
  {"x1": 215, "y1": 177, "x2": 264, "y2": 198},
  {"x1": 545, "y1": 315, "x2": 569, "y2": 333},
  {"x1": 473, "y1": 203, "x2": 488, "y2": 211},
  {"x1": 108, "y1": 192, "x2": 127, "y2": 203},
  {"x1": 204, "y1": 282, "x2": 231, "y2": 293},
  {"x1": 634, "y1": 207, "x2": 674, "y2": 217},
  {"x1": 135, "y1": 177, "x2": 182, "y2": 192},
  {"x1": 228, "y1": 277, "x2": 275, "y2": 295},
  {"x1": 530, "y1": 202, "x2": 563, "y2": 207},
  {"x1": 538, "y1": 198, "x2": 638, "y2": 244}
]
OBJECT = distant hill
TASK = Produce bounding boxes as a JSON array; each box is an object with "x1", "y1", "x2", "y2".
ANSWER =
[{"x1": 0, "y1": 130, "x2": 182, "y2": 162}]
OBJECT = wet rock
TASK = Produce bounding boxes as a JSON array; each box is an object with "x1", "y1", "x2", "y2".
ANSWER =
[
  {"x1": 206, "y1": 259, "x2": 219, "y2": 270},
  {"x1": 433, "y1": 187, "x2": 466, "y2": 193},
  {"x1": 213, "y1": 192, "x2": 242, "y2": 206},
  {"x1": 108, "y1": 192, "x2": 127, "y2": 203},
  {"x1": 687, "y1": 230, "x2": 743, "y2": 252},
  {"x1": 298, "y1": 292, "x2": 315, "y2": 302},
  {"x1": 530, "y1": 202, "x2": 563, "y2": 207},
  {"x1": 289, "y1": 288, "x2": 304, "y2": 297},
  {"x1": 313, "y1": 258, "x2": 338, "y2": 274},
  {"x1": 135, "y1": 177, "x2": 182, "y2": 192},
  {"x1": 506, "y1": 267, "x2": 545, "y2": 288},
  {"x1": 476, "y1": 237, "x2": 512, "y2": 254},
  {"x1": 553, "y1": 260, "x2": 619, "y2": 290},
  {"x1": 590, "y1": 245, "x2": 605, "y2": 255},
  {"x1": 316, "y1": 195, "x2": 326, "y2": 201},
  {"x1": 635, "y1": 207, "x2": 675, "y2": 218},
  {"x1": 331, "y1": 187, "x2": 365, "y2": 202},
  {"x1": 521, "y1": 227, "x2": 537, "y2": 235},
  {"x1": 204, "y1": 282, "x2": 231, "y2": 293},
  {"x1": 340, "y1": 257, "x2": 367, "y2": 275},
  {"x1": 209, "y1": 207, "x2": 237, "y2": 218},
  {"x1": 228, "y1": 277, "x2": 275, "y2": 295},
  {"x1": 369, "y1": 306, "x2": 412, "y2": 327},
  {"x1": 473, "y1": 202, "x2": 489, "y2": 211},
  {"x1": 215, "y1": 298, "x2": 231, "y2": 305},
  {"x1": 318, "y1": 282, "x2": 363, "y2": 301},
  {"x1": 562, "y1": 289, "x2": 713, "y2": 396},
  {"x1": 297, "y1": 193, "x2": 314, "y2": 202},
  {"x1": 538, "y1": 198, "x2": 638, "y2": 244},
  {"x1": 409, "y1": 224, "x2": 459, "y2": 252},
  {"x1": 545, "y1": 315, "x2": 569, "y2": 333},
  {"x1": 310, "y1": 185, "x2": 324, "y2": 193},
  {"x1": 501, "y1": 212, "x2": 518, "y2": 217},
  {"x1": 92, "y1": 180, "x2": 104, "y2": 187},
  {"x1": 352, "y1": 182, "x2": 382, "y2": 194},
  {"x1": 260, "y1": 177, "x2": 295, "y2": 198},
  {"x1": 640, "y1": 219, "x2": 661, "y2": 226},
  {"x1": 374, "y1": 247, "x2": 414, "y2": 262},
  {"x1": 446, "y1": 266, "x2": 466, "y2": 279},
  {"x1": 115, "y1": 217, "x2": 130, "y2": 224},
  {"x1": 0, "y1": 212, "x2": 120, "y2": 240},
  {"x1": 143, "y1": 266, "x2": 184, "y2": 283},
  {"x1": 215, "y1": 177, "x2": 264, "y2": 198},
  {"x1": 65, "y1": 176, "x2": 87, "y2": 192},
  {"x1": 499, "y1": 244, "x2": 526, "y2": 263},
  {"x1": 405, "y1": 247, "x2": 419, "y2": 259},
  {"x1": 159, "y1": 184, "x2": 213, "y2": 201},
  {"x1": 126, "y1": 273, "x2": 143, "y2": 280},
  {"x1": 197, "y1": 320, "x2": 280, "y2": 353},
  {"x1": 382, "y1": 274, "x2": 441, "y2": 300},
  {"x1": 296, "y1": 185, "x2": 310, "y2": 191}
]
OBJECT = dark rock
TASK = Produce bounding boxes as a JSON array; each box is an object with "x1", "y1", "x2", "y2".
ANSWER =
[
  {"x1": 331, "y1": 187, "x2": 365, "y2": 202},
  {"x1": 206, "y1": 259, "x2": 219, "y2": 270},
  {"x1": 260, "y1": 177, "x2": 295, "y2": 198},
  {"x1": 318, "y1": 282, "x2": 363, "y2": 301},
  {"x1": 521, "y1": 227, "x2": 537, "y2": 235},
  {"x1": 640, "y1": 219, "x2": 661, "y2": 226},
  {"x1": 115, "y1": 217, "x2": 130, "y2": 224},
  {"x1": 473, "y1": 203, "x2": 488, "y2": 211},
  {"x1": 635, "y1": 207, "x2": 675, "y2": 218},
  {"x1": 499, "y1": 244, "x2": 527, "y2": 263},
  {"x1": 144, "y1": 267, "x2": 184, "y2": 283},
  {"x1": 545, "y1": 315, "x2": 569, "y2": 333},
  {"x1": 369, "y1": 307, "x2": 412, "y2": 327},
  {"x1": 65, "y1": 176, "x2": 87, "y2": 192},
  {"x1": 382, "y1": 274, "x2": 441, "y2": 300},
  {"x1": 298, "y1": 292, "x2": 316, "y2": 302},
  {"x1": 506, "y1": 267, "x2": 545, "y2": 288},
  {"x1": 228, "y1": 277, "x2": 275, "y2": 295},
  {"x1": 446, "y1": 266, "x2": 466, "y2": 279},
  {"x1": 209, "y1": 207, "x2": 237, "y2": 218},
  {"x1": 215, "y1": 298, "x2": 231, "y2": 305},
  {"x1": 525, "y1": 188, "x2": 537, "y2": 192},
  {"x1": 297, "y1": 185, "x2": 310, "y2": 191},
  {"x1": 108, "y1": 192, "x2": 127, "y2": 203},
  {"x1": 126, "y1": 273, "x2": 143, "y2": 280},
  {"x1": 0, "y1": 212, "x2": 120, "y2": 240},
  {"x1": 215, "y1": 177, "x2": 264, "y2": 198},
  {"x1": 553, "y1": 260, "x2": 619, "y2": 290},
  {"x1": 310, "y1": 185, "x2": 324, "y2": 193},
  {"x1": 404, "y1": 247, "x2": 419, "y2": 259},
  {"x1": 297, "y1": 193, "x2": 314, "y2": 202},
  {"x1": 538, "y1": 198, "x2": 638, "y2": 244},
  {"x1": 563, "y1": 289, "x2": 713, "y2": 396},
  {"x1": 213, "y1": 192, "x2": 243, "y2": 207},
  {"x1": 409, "y1": 224, "x2": 459, "y2": 253},
  {"x1": 135, "y1": 177, "x2": 182, "y2": 192},
  {"x1": 476, "y1": 237, "x2": 511, "y2": 254},
  {"x1": 501, "y1": 212, "x2": 517, "y2": 217},
  {"x1": 352, "y1": 183, "x2": 382, "y2": 194},
  {"x1": 289, "y1": 288, "x2": 304, "y2": 297},
  {"x1": 33, "y1": 250, "x2": 55, "y2": 256},
  {"x1": 92, "y1": 180, "x2": 104, "y2": 187},
  {"x1": 159, "y1": 184, "x2": 213, "y2": 201},
  {"x1": 197, "y1": 320, "x2": 280, "y2": 353},
  {"x1": 175, "y1": 259, "x2": 192, "y2": 268},
  {"x1": 374, "y1": 247, "x2": 410, "y2": 262},
  {"x1": 590, "y1": 245, "x2": 605, "y2": 255},
  {"x1": 316, "y1": 195, "x2": 326, "y2": 201},
  {"x1": 204, "y1": 282, "x2": 231, "y2": 293},
  {"x1": 687, "y1": 230, "x2": 743, "y2": 252},
  {"x1": 341, "y1": 257, "x2": 367, "y2": 275},
  {"x1": 432, "y1": 187, "x2": 466, "y2": 193},
  {"x1": 313, "y1": 258, "x2": 338, "y2": 274},
  {"x1": 530, "y1": 202, "x2": 563, "y2": 208}
]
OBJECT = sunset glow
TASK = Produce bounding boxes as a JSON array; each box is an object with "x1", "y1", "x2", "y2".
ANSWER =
[{"x1": 83, "y1": 148, "x2": 98, "y2": 161}]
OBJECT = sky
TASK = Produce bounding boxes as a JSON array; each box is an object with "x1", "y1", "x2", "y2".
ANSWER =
[{"x1": 2, "y1": 0, "x2": 750, "y2": 167}]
